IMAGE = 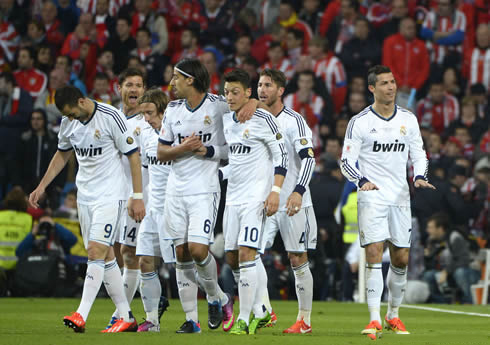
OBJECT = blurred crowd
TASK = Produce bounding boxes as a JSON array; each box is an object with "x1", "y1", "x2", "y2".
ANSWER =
[{"x1": 0, "y1": 0, "x2": 489, "y2": 302}]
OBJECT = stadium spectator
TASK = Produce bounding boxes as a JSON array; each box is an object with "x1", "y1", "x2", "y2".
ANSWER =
[
  {"x1": 233, "y1": 7, "x2": 263, "y2": 40},
  {"x1": 60, "y1": 12, "x2": 96, "y2": 60},
  {"x1": 298, "y1": 0, "x2": 322, "y2": 35},
  {"x1": 39, "y1": 1, "x2": 64, "y2": 51},
  {"x1": 340, "y1": 17, "x2": 381, "y2": 81},
  {"x1": 54, "y1": 55, "x2": 87, "y2": 96},
  {"x1": 445, "y1": 96, "x2": 487, "y2": 145},
  {"x1": 277, "y1": 0, "x2": 312, "y2": 51},
  {"x1": 308, "y1": 36, "x2": 347, "y2": 115},
  {"x1": 375, "y1": 0, "x2": 409, "y2": 42},
  {"x1": 13, "y1": 47, "x2": 47, "y2": 100},
  {"x1": 416, "y1": 78, "x2": 459, "y2": 135},
  {"x1": 171, "y1": 26, "x2": 203, "y2": 65},
  {"x1": 326, "y1": 0, "x2": 359, "y2": 54},
  {"x1": 0, "y1": 0, "x2": 27, "y2": 36},
  {"x1": 34, "y1": 44, "x2": 54, "y2": 75},
  {"x1": 341, "y1": 91, "x2": 368, "y2": 118},
  {"x1": 21, "y1": 20, "x2": 46, "y2": 51},
  {"x1": 90, "y1": 73, "x2": 113, "y2": 104},
  {"x1": 462, "y1": 23, "x2": 489, "y2": 92},
  {"x1": 56, "y1": 0, "x2": 81, "y2": 36},
  {"x1": 319, "y1": 0, "x2": 341, "y2": 37},
  {"x1": 420, "y1": 0, "x2": 466, "y2": 67},
  {"x1": 34, "y1": 68, "x2": 68, "y2": 125},
  {"x1": 198, "y1": 0, "x2": 234, "y2": 52},
  {"x1": 442, "y1": 66, "x2": 463, "y2": 99},
  {"x1": 130, "y1": 0, "x2": 168, "y2": 55},
  {"x1": 106, "y1": 16, "x2": 136, "y2": 75},
  {"x1": 468, "y1": 83, "x2": 489, "y2": 122},
  {"x1": 199, "y1": 51, "x2": 221, "y2": 94},
  {"x1": 382, "y1": 17, "x2": 430, "y2": 109},
  {"x1": 93, "y1": 0, "x2": 116, "y2": 44},
  {"x1": 422, "y1": 213, "x2": 480, "y2": 304},
  {"x1": 251, "y1": 23, "x2": 285, "y2": 65},
  {"x1": 366, "y1": 0, "x2": 392, "y2": 29},
  {"x1": 242, "y1": 56, "x2": 260, "y2": 99},
  {"x1": 221, "y1": 33, "x2": 252, "y2": 74},
  {"x1": 261, "y1": 41, "x2": 294, "y2": 80},
  {"x1": 286, "y1": 28, "x2": 305, "y2": 66}
]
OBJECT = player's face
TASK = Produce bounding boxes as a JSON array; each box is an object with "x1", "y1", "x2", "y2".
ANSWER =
[
  {"x1": 258, "y1": 76, "x2": 283, "y2": 107},
  {"x1": 224, "y1": 81, "x2": 251, "y2": 112},
  {"x1": 170, "y1": 69, "x2": 192, "y2": 99},
  {"x1": 370, "y1": 72, "x2": 397, "y2": 105},
  {"x1": 61, "y1": 104, "x2": 90, "y2": 122},
  {"x1": 120, "y1": 75, "x2": 145, "y2": 110},
  {"x1": 140, "y1": 102, "x2": 163, "y2": 130}
]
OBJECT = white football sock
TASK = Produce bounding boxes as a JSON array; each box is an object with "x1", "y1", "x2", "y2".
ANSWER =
[
  {"x1": 387, "y1": 264, "x2": 407, "y2": 319},
  {"x1": 366, "y1": 262, "x2": 383, "y2": 323},
  {"x1": 122, "y1": 267, "x2": 140, "y2": 305},
  {"x1": 176, "y1": 261, "x2": 198, "y2": 322},
  {"x1": 76, "y1": 259, "x2": 105, "y2": 321},
  {"x1": 253, "y1": 256, "x2": 268, "y2": 318},
  {"x1": 104, "y1": 258, "x2": 133, "y2": 321},
  {"x1": 140, "y1": 271, "x2": 161, "y2": 325},
  {"x1": 293, "y1": 261, "x2": 313, "y2": 326},
  {"x1": 195, "y1": 253, "x2": 219, "y2": 303},
  {"x1": 238, "y1": 260, "x2": 257, "y2": 325}
]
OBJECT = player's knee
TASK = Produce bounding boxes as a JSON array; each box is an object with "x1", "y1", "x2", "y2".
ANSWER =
[
  {"x1": 238, "y1": 247, "x2": 256, "y2": 263},
  {"x1": 188, "y1": 243, "x2": 208, "y2": 262},
  {"x1": 139, "y1": 256, "x2": 155, "y2": 273},
  {"x1": 365, "y1": 243, "x2": 384, "y2": 262},
  {"x1": 121, "y1": 245, "x2": 137, "y2": 266},
  {"x1": 288, "y1": 252, "x2": 307, "y2": 267},
  {"x1": 87, "y1": 242, "x2": 109, "y2": 260},
  {"x1": 225, "y1": 251, "x2": 239, "y2": 270}
]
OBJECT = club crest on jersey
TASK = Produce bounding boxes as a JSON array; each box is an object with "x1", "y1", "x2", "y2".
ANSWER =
[
  {"x1": 204, "y1": 115, "x2": 211, "y2": 125},
  {"x1": 94, "y1": 129, "x2": 101, "y2": 139},
  {"x1": 300, "y1": 138, "x2": 308, "y2": 145},
  {"x1": 126, "y1": 136, "x2": 134, "y2": 144},
  {"x1": 276, "y1": 133, "x2": 283, "y2": 140},
  {"x1": 400, "y1": 126, "x2": 407, "y2": 136},
  {"x1": 243, "y1": 129, "x2": 250, "y2": 139},
  {"x1": 134, "y1": 127, "x2": 141, "y2": 136}
]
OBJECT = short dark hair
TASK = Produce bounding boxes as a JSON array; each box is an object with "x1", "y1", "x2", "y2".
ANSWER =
[
  {"x1": 95, "y1": 72, "x2": 109, "y2": 81},
  {"x1": 367, "y1": 65, "x2": 392, "y2": 87},
  {"x1": 288, "y1": 27, "x2": 304, "y2": 41},
  {"x1": 268, "y1": 41, "x2": 283, "y2": 51},
  {"x1": 136, "y1": 27, "x2": 151, "y2": 38},
  {"x1": 309, "y1": 35, "x2": 329, "y2": 52},
  {"x1": 19, "y1": 46, "x2": 35, "y2": 60},
  {"x1": 138, "y1": 88, "x2": 170, "y2": 114},
  {"x1": 3, "y1": 186, "x2": 27, "y2": 212},
  {"x1": 54, "y1": 85, "x2": 84, "y2": 111},
  {"x1": 470, "y1": 83, "x2": 486, "y2": 95},
  {"x1": 428, "y1": 213, "x2": 450, "y2": 232},
  {"x1": 57, "y1": 55, "x2": 73, "y2": 67},
  {"x1": 224, "y1": 68, "x2": 251, "y2": 90},
  {"x1": 116, "y1": 15, "x2": 131, "y2": 26},
  {"x1": 298, "y1": 70, "x2": 315, "y2": 80},
  {"x1": 0, "y1": 71, "x2": 16, "y2": 86},
  {"x1": 175, "y1": 58, "x2": 210, "y2": 93},
  {"x1": 119, "y1": 68, "x2": 146, "y2": 87},
  {"x1": 259, "y1": 68, "x2": 287, "y2": 89}
]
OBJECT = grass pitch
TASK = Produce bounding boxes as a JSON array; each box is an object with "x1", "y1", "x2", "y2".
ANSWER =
[{"x1": 0, "y1": 298, "x2": 489, "y2": 345}]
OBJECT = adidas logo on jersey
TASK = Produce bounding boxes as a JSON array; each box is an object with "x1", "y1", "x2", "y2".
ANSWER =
[
  {"x1": 147, "y1": 154, "x2": 171, "y2": 166},
  {"x1": 177, "y1": 132, "x2": 211, "y2": 144},
  {"x1": 74, "y1": 145, "x2": 102, "y2": 157},
  {"x1": 372, "y1": 140, "x2": 405, "y2": 152},
  {"x1": 175, "y1": 121, "x2": 182, "y2": 126},
  {"x1": 370, "y1": 128, "x2": 377, "y2": 133},
  {"x1": 229, "y1": 144, "x2": 251, "y2": 155}
]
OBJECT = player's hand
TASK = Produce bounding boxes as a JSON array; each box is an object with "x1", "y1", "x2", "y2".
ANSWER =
[
  {"x1": 360, "y1": 182, "x2": 379, "y2": 191},
  {"x1": 28, "y1": 186, "x2": 45, "y2": 208},
  {"x1": 414, "y1": 179, "x2": 436, "y2": 189},
  {"x1": 236, "y1": 98, "x2": 257, "y2": 123},
  {"x1": 180, "y1": 133, "x2": 202, "y2": 152},
  {"x1": 129, "y1": 198, "x2": 145, "y2": 223},
  {"x1": 264, "y1": 191, "x2": 280, "y2": 216},
  {"x1": 286, "y1": 192, "x2": 302, "y2": 216},
  {"x1": 194, "y1": 145, "x2": 207, "y2": 156}
]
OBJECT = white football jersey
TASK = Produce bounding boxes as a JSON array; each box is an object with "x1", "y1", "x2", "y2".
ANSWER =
[
  {"x1": 140, "y1": 127, "x2": 171, "y2": 211},
  {"x1": 340, "y1": 105, "x2": 429, "y2": 206},
  {"x1": 223, "y1": 109, "x2": 288, "y2": 205},
  {"x1": 121, "y1": 112, "x2": 152, "y2": 195},
  {"x1": 275, "y1": 106, "x2": 315, "y2": 210},
  {"x1": 159, "y1": 94, "x2": 228, "y2": 196},
  {"x1": 58, "y1": 101, "x2": 138, "y2": 205}
]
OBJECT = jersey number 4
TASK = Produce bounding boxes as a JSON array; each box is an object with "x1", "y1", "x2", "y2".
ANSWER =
[{"x1": 124, "y1": 226, "x2": 137, "y2": 242}]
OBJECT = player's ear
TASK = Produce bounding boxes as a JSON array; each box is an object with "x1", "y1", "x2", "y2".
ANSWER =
[
  {"x1": 246, "y1": 88, "x2": 251, "y2": 98},
  {"x1": 77, "y1": 97, "x2": 85, "y2": 108},
  {"x1": 278, "y1": 86, "x2": 285, "y2": 98},
  {"x1": 368, "y1": 84, "x2": 375, "y2": 94}
]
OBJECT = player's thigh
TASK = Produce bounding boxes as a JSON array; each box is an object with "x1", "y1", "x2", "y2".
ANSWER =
[
  {"x1": 223, "y1": 205, "x2": 240, "y2": 252},
  {"x1": 164, "y1": 194, "x2": 187, "y2": 241},
  {"x1": 153, "y1": 209, "x2": 176, "y2": 263},
  {"x1": 77, "y1": 203, "x2": 92, "y2": 249},
  {"x1": 237, "y1": 202, "x2": 266, "y2": 250},
  {"x1": 89, "y1": 200, "x2": 126, "y2": 247},
  {"x1": 136, "y1": 211, "x2": 161, "y2": 258},
  {"x1": 358, "y1": 202, "x2": 390, "y2": 247},
  {"x1": 263, "y1": 211, "x2": 280, "y2": 251},
  {"x1": 387, "y1": 205, "x2": 412, "y2": 248},
  {"x1": 279, "y1": 206, "x2": 318, "y2": 252},
  {"x1": 186, "y1": 192, "x2": 220, "y2": 245},
  {"x1": 120, "y1": 211, "x2": 141, "y2": 247}
]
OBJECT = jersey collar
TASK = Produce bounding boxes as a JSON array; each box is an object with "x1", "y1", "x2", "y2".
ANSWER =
[
  {"x1": 370, "y1": 104, "x2": 397, "y2": 121},
  {"x1": 82, "y1": 100, "x2": 98, "y2": 126},
  {"x1": 185, "y1": 93, "x2": 207, "y2": 113}
]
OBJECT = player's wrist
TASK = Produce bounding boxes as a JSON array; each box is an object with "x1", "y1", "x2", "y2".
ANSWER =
[
  {"x1": 358, "y1": 177, "x2": 369, "y2": 188},
  {"x1": 204, "y1": 145, "x2": 214, "y2": 158},
  {"x1": 132, "y1": 192, "x2": 143, "y2": 200},
  {"x1": 293, "y1": 185, "x2": 306, "y2": 196},
  {"x1": 414, "y1": 175, "x2": 427, "y2": 182},
  {"x1": 271, "y1": 185, "x2": 281, "y2": 194}
]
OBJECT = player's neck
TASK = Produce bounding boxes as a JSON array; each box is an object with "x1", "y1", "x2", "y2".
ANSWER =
[
  {"x1": 270, "y1": 101, "x2": 284, "y2": 116},
  {"x1": 372, "y1": 101, "x2": 395, "y2": 118},
  {"x1": 186, "y1": 91, "x2": 206, "y2": 109},
  {"x1": 123, "y1": 105, "x2": 139, "y2": 117}
]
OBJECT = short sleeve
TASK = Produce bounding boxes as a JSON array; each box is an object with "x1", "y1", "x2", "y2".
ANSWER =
[
  {"x1": 291, "y1": 116, "x2": 314, "y2": 153},
  {"x1": 108, "y1": 108, "x2": 138, "y2": 155},
  {"x1": 57, "y1": 118, "x2": 73, "y2": 151},
  {"x1": 158, "y1": 108, "x2": 174, "y2": 145}
]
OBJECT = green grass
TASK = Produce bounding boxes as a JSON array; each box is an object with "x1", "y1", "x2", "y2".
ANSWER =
[{"x1": 0, "y1": 298, "x2": 489, "y2": 345}]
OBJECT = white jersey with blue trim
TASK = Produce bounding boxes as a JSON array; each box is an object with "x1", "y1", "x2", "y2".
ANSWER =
[
  {"x1": 223, "y1": 109, "x2": 288, "y2": 205},
  {"x1": 140, "y1": 127, "x2": 171, "y2": 212},
  {"x1": 159, "y1": 93, "x2": 228, "y2": 196},
  {"x1": 340, "y1": 105, "x2": 428, "y2": 206},
  {"x1": 57, "y1": 101, "x2": 138, "y2": 205},
  {"x1": 120, "y1": 112, "x2": 151, "y2": 195},
  {"x1": 275, "y1": 106, "x2": 315, "y2": 210}
]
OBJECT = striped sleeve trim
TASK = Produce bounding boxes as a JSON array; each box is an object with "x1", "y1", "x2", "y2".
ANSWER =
[
  {"x1": 346, "y1": 107, "x2": 369, "y2": 139},
  {"x1": 341, "y1": 158, "x2": 362, "y2": 180},
  {"x1": 298, "y1": 157, "x2": 315, "y2": 187},
  {"x1": 98, "y1": 103, "x2": 127, "y2": 133},
  {"x1": 58, "y1": 146, "x2": 73, "y2": 152},
  {"x1": 255, "y1": 111, "x2": 280, "y2": 133},
  {"x1": 283, "y1": 107, "x2": 306, "y2": 137}
]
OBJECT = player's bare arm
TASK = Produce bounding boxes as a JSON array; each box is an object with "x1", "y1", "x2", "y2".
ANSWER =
[
  {"x1": 127, "y1": 151, "x2": 146, "y2": 222},
  {"x1": 29, "y1": 150, "x2": 73, "y2": 208},
  {"x1": 265, "y1": 174, "x2": 286, "y2": 216},
  {"x1": 236, "y1": 98, "x2": 272, "y2": 123},
  {"x1": 414, "y1": 179, "x2": 436, "y2": 189},
  {"x1": 157, "y1": 132, "x2": 202, "y2": 161}
]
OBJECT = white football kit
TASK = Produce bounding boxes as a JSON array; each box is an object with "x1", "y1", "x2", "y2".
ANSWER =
[
  {"x1": 135, "y1": 127, "x2": 175, "y2": 263},
  {"x1": 57, "y1": 101, "x2": 138, "y2": 247},
  {"x1": 222, "y1": 109, "x2": 288, "y2": 251},
  {"x1": 263, "y1": 106, "x2": 318, "y2": 253},
  {"x1": 158, "y1": 94, "x2": 229, "y2": 246},
  {"x1": 118, "y1": 112, "x2": 152, "y2": 247},
  {"x1": 340, "y1": 105, "x2": 429, "y2": 247}
]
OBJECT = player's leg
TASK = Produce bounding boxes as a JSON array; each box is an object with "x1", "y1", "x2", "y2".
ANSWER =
[
  {"x1": 358, "y1": 202, "x2": 389, "y2": 337},
  {"x1": 120, "y1": 217, "x2": 141, "y2": 306},
  {"x1": 260, "y1": 214, "x2": 280, "y2": 321},
  {"x1": 384, "y1": 205, "x2": 411, "y2": 334}
]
